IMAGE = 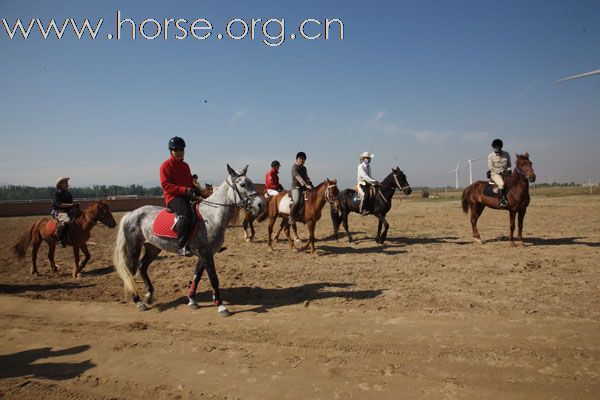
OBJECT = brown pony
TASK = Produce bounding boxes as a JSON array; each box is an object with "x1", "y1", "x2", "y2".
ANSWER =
[
  {"x1": 266, "y1": 179, "x2": 339, "y2": 253},
  {"x1": 461, "y1": 153, "x2": 536, "y2": 244},
  {"x1": 13, "y1": 201, "x2": 117, "y2": 277}
]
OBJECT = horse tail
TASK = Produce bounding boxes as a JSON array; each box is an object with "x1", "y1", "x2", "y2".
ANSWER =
[
  {"x1": 13, "y1": 222, "x2": 37, "y2": 260},
  {"x1": 255, "y1": 196, "x2": 271, "y2": 223},
  {"x1": 113, "y1": 215, "x2": 138, "y2": 297},
  {"x1": 461, "y1": 187, "x2": 470, "y2": 214}
]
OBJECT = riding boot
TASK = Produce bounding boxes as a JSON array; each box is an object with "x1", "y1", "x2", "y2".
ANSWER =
[
  {"x1": 288, "y1": 202, "x2": 297, "y2": 225},
  {"x1": 57, "y1": 224, "x2": 68, "y2": 248},
  {"x1": 176, "y1": 218, "x2": 192, "y2": 257},
  {"x1": 178, "y1": 235, "x2": 192, "y2": 257},
  {"x1": 499, "y1": 189, "x2": 509, "y2": 207}
]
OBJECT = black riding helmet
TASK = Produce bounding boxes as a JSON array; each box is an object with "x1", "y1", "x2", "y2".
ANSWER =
[
  {"x1": 296, "y1": 151, "x2": 307, "y2": 160},
  {"x1": 491, "y1": 138, "x2": 503, "y2": 149},
  {"x1": 168, "y1": 136, "x2": 186, "y2": 150},
  {"x1": 271, "y1": 160, "x2": 281, "y2": 168}
]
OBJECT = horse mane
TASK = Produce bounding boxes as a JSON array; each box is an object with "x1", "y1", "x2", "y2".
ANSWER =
[{"x1": 381, "y1": 170, "x2": 396, "y2": 187}]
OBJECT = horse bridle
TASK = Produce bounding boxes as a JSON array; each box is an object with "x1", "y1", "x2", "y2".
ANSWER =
[
  {"x1": 324, "y1": 182, "x2": 338, "y2": 203},
  {"x1": 514, "y1": 164, "x2": 534, "y2": 182},
  {"x1": 375, "y1": 171, "x2": 410, "y2": 205},
  {"x1": 201, "y1": 176, "x2": 258, "y2": 211}
]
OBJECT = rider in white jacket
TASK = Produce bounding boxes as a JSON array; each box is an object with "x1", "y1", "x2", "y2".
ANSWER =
[{"x1": 357, "y1": 152, "x2": 377, "y2": 215}]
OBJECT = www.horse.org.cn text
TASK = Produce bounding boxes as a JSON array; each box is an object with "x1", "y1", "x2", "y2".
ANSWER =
[{"x1": 1, "y1": 11, "x2": 344, "y2": 47}]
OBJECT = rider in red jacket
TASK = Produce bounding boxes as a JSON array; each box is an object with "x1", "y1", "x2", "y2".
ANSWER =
[
  {"x1": 265, "y1": 160, "x2": 284, "y2": 194},
  {"x1": 159, "y1": 137, "x2": 199, "y2": 256}
]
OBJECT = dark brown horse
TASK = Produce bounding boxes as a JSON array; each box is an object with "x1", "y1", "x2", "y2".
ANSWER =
[
  {"x1": 266, "y1": 179, "x2": 339, "y2": 253},
  {"x1": 13, "y1": 201, "x2": 117, "y2": 277},
  {"x1": 461, "y1": 153, "x2": 536, "y2": 244}
]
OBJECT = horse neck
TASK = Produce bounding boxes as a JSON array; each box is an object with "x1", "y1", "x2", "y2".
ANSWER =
[
  {"x1": 379, "y1": 173, "x2": 397, "y2": 199},
  {"x1": 508, "y1": 168, "x2": 529, "y2": 200},
  {"x1": 306, "y1": 182, "x2": 328, "y2": 215},
  {"x1": 199, "y1": 181, "x2": 236, "y2": 232},
  {"x1": 76, "y1": 208, "x2": 96, "y2": 232}
]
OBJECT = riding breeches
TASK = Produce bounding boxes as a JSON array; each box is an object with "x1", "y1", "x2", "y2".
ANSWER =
[
  {"x1": 55, "y1": 212, "x2": 71, "y2": 225},
  {"x1": 167, "y1": 197, "x2": 193, "y2": 245},
  {"x1": 490, "y1": 173, "x2": 505, "y2": 189}
]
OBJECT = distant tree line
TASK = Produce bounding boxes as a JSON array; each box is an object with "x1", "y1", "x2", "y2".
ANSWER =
[{"x1": 0, "y1": 185, "x2": 162, "y2": 201}]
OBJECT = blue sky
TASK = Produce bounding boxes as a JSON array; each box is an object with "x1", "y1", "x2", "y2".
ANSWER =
[{"x1": 1, "y1": 0, "x2": 599, "y2": 188}]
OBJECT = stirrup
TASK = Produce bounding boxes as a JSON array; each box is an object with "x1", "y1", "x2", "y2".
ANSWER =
[{"x1": 179, "y1": 245, "x2": 192, "y2": 257}]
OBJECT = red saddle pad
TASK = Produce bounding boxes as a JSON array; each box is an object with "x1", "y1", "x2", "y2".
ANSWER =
[
  {"x1": 153, "y1": 208, "x2": 202, "y2": 239},
  {"x1": 44, "y1": 219, "x2": 58, "y2": 236}
]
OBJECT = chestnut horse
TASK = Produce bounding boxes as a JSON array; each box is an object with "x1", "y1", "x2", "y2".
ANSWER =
[
  {"x1": 13, "y1": 201, "x2": 117, "y2": 277},
  {"x1": 461, "y1": 153, "x2": 536, "y2": 244},
  {"x1": 266, "y1": 179, "x2": 339, "y2": 253}
]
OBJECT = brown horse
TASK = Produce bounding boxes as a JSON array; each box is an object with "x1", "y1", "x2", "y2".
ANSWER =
[
  {"x1": 266, "y1": 179, "x2": 339, "y2": 253},
  {"x1": 461, "y1": 153, "x2": 536, "y2": 244},
  {"x1": 13, "y1": 201, "x2": 117, "y2": 277}
]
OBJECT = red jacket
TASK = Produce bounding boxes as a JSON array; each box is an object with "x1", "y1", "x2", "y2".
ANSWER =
[
  {"x1": 159, "y1": 156, "x2": 194, "y2": 206},
  {"x1": 265, "y1": 168, "x2": 283, "y2": 191}
]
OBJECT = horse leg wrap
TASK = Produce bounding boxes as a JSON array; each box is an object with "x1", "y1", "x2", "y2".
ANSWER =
[{"x1": 188, "y1": 274, "x2": 199, "y2": 298}]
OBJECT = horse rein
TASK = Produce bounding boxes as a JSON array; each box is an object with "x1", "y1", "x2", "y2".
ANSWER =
[{"x1": 375, "y1": 172, "x2": 410, "y2": 205}]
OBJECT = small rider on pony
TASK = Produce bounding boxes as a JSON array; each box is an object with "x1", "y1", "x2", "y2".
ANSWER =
[
  {"x1": 356, "y1": 151, "x2": 378, "y2": 215},
  {"x1": 52, "y1": 177, "x2": 77, "y2": 248},
  {"x1": 159, "y1": 136, "x2": 202, "y2": 256},
  {"x1": 265, "y1": 160, "x2": 285, "y2": 196},
  {"x1": 488, "y1": 138, "x2": 511, "y2": 207}
]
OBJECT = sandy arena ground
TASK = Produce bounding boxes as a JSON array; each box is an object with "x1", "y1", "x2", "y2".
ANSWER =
[{"x1": 0, "y1": 195, "x2": 599, "y2": 399}]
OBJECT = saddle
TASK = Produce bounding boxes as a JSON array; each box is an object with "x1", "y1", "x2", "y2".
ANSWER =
[
  {"x1": 483, "y1": 171, "x2": 510, "y2": 198},
  {"x1": 153, "y1": 203, "x2": 203, "y2": 239}
]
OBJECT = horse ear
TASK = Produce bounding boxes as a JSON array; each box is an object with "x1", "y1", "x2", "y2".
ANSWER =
[
  {"x1": 241, "y1": 165, "x2": 249, "y2": 175},
  {"x1": 524, "y1": 152, "x2": 529, "y2": 158},
  {"x1": 227, "y1": 164, "x2": 237, "y2": 177}
]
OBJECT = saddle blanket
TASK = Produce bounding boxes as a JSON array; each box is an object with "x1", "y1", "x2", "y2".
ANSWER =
[
  {"x1": 153, "y1": 208, "x2": 202, "y2": 239},
  {"x1": 44, "y1": 219, "x2": 58, "y2": 236}
]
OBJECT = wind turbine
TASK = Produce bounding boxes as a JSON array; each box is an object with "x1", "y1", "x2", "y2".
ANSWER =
[
  {"x1": 466, "y1": 156, "x2": 486, "y2": 185},
  {"x1": 446, "y1": 162, "x2": 461, "y2": 189}
]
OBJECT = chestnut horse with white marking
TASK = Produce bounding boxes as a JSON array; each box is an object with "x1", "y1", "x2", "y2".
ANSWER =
[{"x1": 461, "y1": 153, "x2": 536, "y2": 244}]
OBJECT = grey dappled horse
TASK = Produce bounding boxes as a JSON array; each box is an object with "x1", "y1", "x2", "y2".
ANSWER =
[{"x1": 113, "y1": 165, "x2": 264, "y2": 316}]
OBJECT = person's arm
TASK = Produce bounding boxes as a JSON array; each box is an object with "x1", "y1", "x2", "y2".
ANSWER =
[
  {"x1": 358, "y1": 164, "x2": 376, "y2": 183},
  {"x1": 487, "y1": 153, "x2": 494, "y2": 171},
  {"x1": 506, "y1": 153, "x2": 512, "y2": 170}
]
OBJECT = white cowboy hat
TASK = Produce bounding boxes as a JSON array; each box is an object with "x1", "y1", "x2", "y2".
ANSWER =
[
  {"x1": 358, "y1": 152, "x2": 374, "y2": 160},
  {"x1": 56, "y1": 177, "x2": 70, "y2": 188}
]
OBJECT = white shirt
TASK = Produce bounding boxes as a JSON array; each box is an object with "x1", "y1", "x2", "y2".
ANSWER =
[{"x1": 357, "y1": 161, "x2": 376, "y2": 184}]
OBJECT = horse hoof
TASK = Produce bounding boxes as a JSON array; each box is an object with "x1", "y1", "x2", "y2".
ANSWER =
[
  {"x1": 475, "y1": 238, "x2": 484, "y2": 244},
  {"x1": 136, "y1": 302, "x2": 147, "y2": 311},
  {"x1": 217, "y1": 305, "x2": 232, "y2": 317},
  {"x1": 144, "y1": 293, "x2": 153, "y2": 304},
  {"x1": 188, "y1": 302, "x2": 199, "y2": 310}
]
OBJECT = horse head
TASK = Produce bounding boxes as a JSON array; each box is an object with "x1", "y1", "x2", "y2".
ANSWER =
[
  {"x1": 88, "y1": 201, "x2": 117, "y2": 228},
  {"x1": 515, "y1": 153, "x2": 536, "y2": 183},
  {"x1": 323, "y1": 178, "x2": 340, "y2": 211},
  {"x1": 392, "y1": 167, "x2": 412, "y2": 195},
  {"x1": 226, "y1": 164, "x2": 264, "y2": 217}
]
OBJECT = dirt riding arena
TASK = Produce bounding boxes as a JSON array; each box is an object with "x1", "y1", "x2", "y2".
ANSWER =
[{"x1": 1, "y1": 194, "x2": 599, "y2": 399}]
